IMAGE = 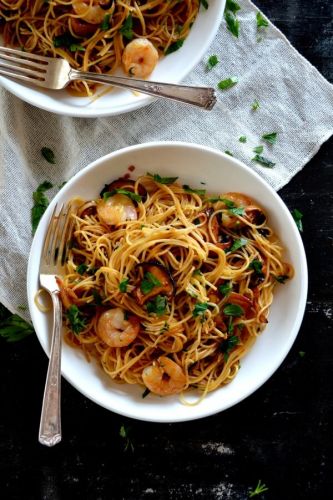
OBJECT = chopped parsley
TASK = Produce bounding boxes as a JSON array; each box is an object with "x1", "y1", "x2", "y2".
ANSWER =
[
  {"x1": 299, "y1": 351, "x2": 306, "y2": 358},
  {"x1": 220, "y1": 335, "x2": 239, "y2": 361},
  {"x1": 120, "y1": 15, "x2": 133, "y2": 40},
  {"x1": 100, "y1": 14, "x2": 111, "y2": 31},
  {"x1": 207, "y1": 54, "x2": 219, "y2": 70},
  {"x1": 41, "y1": 147, "x2": 55, "y2": 164},
  {"x1": 31, "y1": 181, "x2": 53, "y2": 234},
  {"x1": 0, "y1": 314, "x2": 34, "y2": 342},
  {"x1": 147, "y1": 173, "x2": 178, "y2": 184},
  {"x1": 256, "y1": 12, "x2": 269, "y2": 30},
  {"x1": 262, "y1": 132, "x2": 278, "y2": 144},
  {"x1": 200, "y1": 0, "x2": 209, "y2": 9},
  {"x1": 228, "y1": 206, "x2": 245, "y2": 216},
  {"x1": 66, "y1": 305, "x2": 86, "y2": 335},
  {"x1": 53, "y1": 33, "x2": 84, "y2": 52},
  {"x1": 119, "y1": 278, "x2": 129, "y2": 293},
  {"x1": 146, "y1": 295, "x2": 167, "y2": 316},
  {"x1": 253, "y1": 145, "x2": 264, "y2": 154},
  {"x1": 291, "y1": 208, "x2": 303, "y2": 231},
  {"x1": 249, "y1": 259, "x2": 263, "y2": 276},
  {"x1": 218, "y1": 76, "x2": 238, "y2": 90},
  {"x1": 251, "y1": 154, "x2": 276, "y2": 168},
  {"x1": 225, "y1": 0, "x2": 241, "y2": 13},
  {"x1": 141, "y1": 272, "x2": 161, "y2": 295},
  {"x1": 142, "y1": 388, "x2": 150, "y2": 398},
  {"x1": 251, "y1": 99, "x2": 260, "y2": 111},
  {"x1": 103, "y1": 189, "x2": 141, "y2": 203},
  {"x1": 76, "y1": 263, "x2": 88, "y2": 275},
  {"x1": 274, "y1": 274, "x2": 289, "y2": 284},
  {"x1": 165, "y1": 39, "x2": 184, "y2": 55},
  {"x1": 183, "y1": 185, "x2": 206, "y2": 196},
  {"x1": 225, "y1": 150, "x2": 234, "y2": 156},
  {"x1": 218, "y1": 282, "x2": 232, "y2": 296},
  {"x1": 223, "y1": 304, "x2": 244, "y2": 317},
  {"x1": 193, "y1": 302, "x2": 209, "y2": 317},
  {"x1": 249, "y1": 479, "x2": 269, "y2": 497},
  {"x1": 119, "y1": 425, "x2": 134, "y2": 452},
  {"x1": 228, "y1": 237, "x2": 248, "y2": 252},
  {"x1": 239, "y1": 136, "x2": 247, "y2": 143}
]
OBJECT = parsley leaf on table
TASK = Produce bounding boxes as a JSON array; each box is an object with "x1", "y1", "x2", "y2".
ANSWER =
[
  {"x1": 291, "y1": 208, "x2": 303, "y2": 231},
  {"x1": 207, "y1": 54, "x2": 219, "y2": 70},
  {"x1": 262, "y1": 132, "x2": 278, "y2": 144},
  {"x1": 251, "y1": 155, "x2": 276, "y2": 168},
  {"x1": 218, "y1": 77, "x2": 238, "y2": 90},
  {"x1": 0, "y1": 312, "x2": 34, "y2": 342},
  {"x1": 31, "y1": 181, "x2": 53, "y2": 234}
]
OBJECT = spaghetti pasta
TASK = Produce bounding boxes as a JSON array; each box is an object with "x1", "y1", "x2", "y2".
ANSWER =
[
  {"x1": 58, "y1": 173, "x2": 293, "y2": 401},
  {"x1": 0, "y1": 0, "x2": 200, "y2": 95}
]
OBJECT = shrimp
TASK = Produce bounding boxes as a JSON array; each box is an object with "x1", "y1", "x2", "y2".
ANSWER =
[
  {"x1": 142, "y1": 356, "x2": 187, "y2": 396},
  {"x1": 96, "y1": 307, "x2": 140, "y2": 347},
  {"x1": 97, "y1": 193, "x2": 137, "y2": 225},
  {"x1": 122, "y1": 38, "x2": 159, "y2": 78},
  {"x1": 72, "y1": 0, "x2": 110, "y2": 25}
]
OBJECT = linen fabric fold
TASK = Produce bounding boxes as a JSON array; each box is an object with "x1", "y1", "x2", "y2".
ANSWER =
[{"x1": 0, "y1": 0, "x2": 333, "y2": 320}]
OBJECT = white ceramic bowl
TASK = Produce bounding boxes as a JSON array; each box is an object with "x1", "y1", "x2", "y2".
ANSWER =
[
  {"x1": 27, "y1": 142, "x2": 308, "y2": 422},
  {"x1": 0, "y1": 1, "x2": 225, "y2": 117}
]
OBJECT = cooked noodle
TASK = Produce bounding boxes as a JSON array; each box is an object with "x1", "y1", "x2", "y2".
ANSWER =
[
  {"x1": 57, "y1": 174, "x2": 293, "y2": 401},
  {"x1": 0, "y1": 0, "x2": 200, "y2": 95}
]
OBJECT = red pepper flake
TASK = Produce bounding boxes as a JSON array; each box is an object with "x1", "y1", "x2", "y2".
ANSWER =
[{"x1": 128, "y1": 165, "x2": 135, "y2": 172}]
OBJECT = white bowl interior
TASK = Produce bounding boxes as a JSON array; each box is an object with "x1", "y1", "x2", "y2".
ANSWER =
[
  {"x1": 0, "y1": 1, "x2": 225, "y2": 117},
  {"x1": 27, "y1": 142, "x2": 308, "y2": 422}
]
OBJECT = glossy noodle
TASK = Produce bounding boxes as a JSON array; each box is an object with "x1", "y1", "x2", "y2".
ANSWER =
[{"x1": 57, "y1": 174, "x2": 293, "y2": 403}]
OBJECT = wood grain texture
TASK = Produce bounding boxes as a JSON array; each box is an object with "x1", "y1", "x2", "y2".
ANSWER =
[{"x1": 0, "y1": 1, "x2": 332, "y2": 499}]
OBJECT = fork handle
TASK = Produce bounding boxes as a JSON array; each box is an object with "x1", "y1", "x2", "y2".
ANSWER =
[
  {"x1": 69, "y1": 69, "x2": 217, "y2": 110},
  {"x1": 38, "y1": 291, "x2": 62, "y2": 447}
]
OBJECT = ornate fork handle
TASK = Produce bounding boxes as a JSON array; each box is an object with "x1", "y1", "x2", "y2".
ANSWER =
[
  {"x1": 69, "y1": 69, "x2": 217, "y2": 110},
  {"x1": 38, "y1": 290, "x2": 62, "y2": 447}
]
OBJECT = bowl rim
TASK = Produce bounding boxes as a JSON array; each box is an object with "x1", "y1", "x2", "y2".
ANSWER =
[
  {"x1": 27, "y1": 141, "x2": 308, "y2": 422},
  {"x1": 0, "y1": 1, "x2": 226, "y2": 117}
]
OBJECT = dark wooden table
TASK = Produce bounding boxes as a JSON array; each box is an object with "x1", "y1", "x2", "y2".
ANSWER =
[{"x1": 1, "y1": 1, "x2": 332, "y2": 498}]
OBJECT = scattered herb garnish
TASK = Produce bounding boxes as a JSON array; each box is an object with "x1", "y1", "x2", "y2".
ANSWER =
[
  {"x1": 183, "y1": 185, "x2": 206, "y2": 196},
  {"x1": 31, "y1": 181, "x2": 53, "y2": 234},
  {"x1": 225, "y1": 150, "x2": 234, "y2": 156},
  {"x1": 66, "y1": 305, "x2": 86, "y2": 334},
  {"x1": 193, "y1": 269, "x2": 203, "y2": 276},
  {"x1": 207, "y1": 54, "x2": 219, "y2": 70},
  {"x1": 220, "y1": 335, "x2": 239, "y2": 361},
  {"x1": 224, "y1": 10, "x2": 240, "y2": 37},
  {"x1": 291, "y1": 208, "x2": 303, "y2": 231},
  {"x1": 251, "y1": 99, "x2": 260, "y2": 111},
  {"x1": 299, "y1": 351, "x2": 306, "y2": 358},
  {"x1": 100, "y1": 14, "x2": 110, "y2": 31},
  {"x1": 91, "y1": 289, "x2": 103, "y2": 306},
  {"x1": 218, "y1": 76, "x2": 238, "y2": 90},
  {"x1": 206, "y1": 197, "x2": 235, "y2": 208},
  {"x1": 239, "y1": 136, "x2": 247, "y2": 143},
  {"x1": 262, "y1": 132, "x2": 278, "y2": 144},
  {"x1": 256, "y1": 12, "x2": 269, "y2": 30},
  {"x1": 253, "y1": 145, "x2": 264, "y2": 154},
  {"x1": 226, "y1": 0, "x2": 241, "y2": 13},
  {"x1": 252, "y1": 155, "x2": 276, "y2": 168},
  {"x1": 0, "y1": 314, "x2": 34, "y2": 342},
  {"x1": 200, "y1": 0, "x2": 209, "y2": 9},
  {"x1": 218, "y1": 282, "x2": 232, "y2": 296},
  {"x1": 141, "y1": 272, "x2": 162, "y2": 295},
  {"x1": 165, "y1": 39, "x2": 184, "y2": 55},
  {"x1": 147, "y1": 173, "x2": 178, "y2": 184},
  {"x1": 228, "y1": 206, "x2": 245, "y2": 216},
  {"x1": 249, "y1": 479, "x2": 269, "y2": 497},
  {"x1": 142, "y1": 388, "x2": 150, "y2": 398},
  {"x1": 76, "y1": 263, "x2": 88, "y2": 275},
  {"x1": 119, "y1": 425, "x2": 134, "y2": 452},
  {"x1": 249, "y1": 259, "x2": 263, "y2": 276},
  {"x1": 223, "y1": 304, "x2": 244, "y2": 317},
  {"x1": 228, "y1": 237, "x2": 248, "y2": 252},
  {"x1": 193, "y1": 302, "x2": 209, "y2": 317},
  {"x1": 53, "y1": 33, "x2": 84, "y2": 52},
  {"x1": 103, "y1": 189, "x2": 142, "y2": 203},
  {"x1": 119, "y1": 278, "x2": 129, "y2": 293},
  {"x1": 274, "y1": 274, "x2": 289, "y2": 284},
  {"x1": 120, "y1": 15, "x2": 133, "y2": 40},
  {"x1": 41, "y1": 147, "x2": 55, "y2": 164},
  {"x1": 146, "y1": 295, "x2": 167, "y2": 316}
]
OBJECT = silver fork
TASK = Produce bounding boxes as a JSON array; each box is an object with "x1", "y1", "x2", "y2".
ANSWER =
[
  {"x1": 38, "y1": 203, "x2": 75, "y2": 447},
  {"x1": 0, "y1": 46, "x2": 216, "y2": 110}
]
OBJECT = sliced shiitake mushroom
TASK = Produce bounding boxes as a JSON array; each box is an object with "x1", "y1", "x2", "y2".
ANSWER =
[{"x1": 134, "y1": 261, "x2": 175, "y2": 305}]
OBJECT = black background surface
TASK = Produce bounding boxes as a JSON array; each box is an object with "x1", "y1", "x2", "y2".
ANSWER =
[{"x1": 1, "y1": 1, "x2": 332, "y2": 499}]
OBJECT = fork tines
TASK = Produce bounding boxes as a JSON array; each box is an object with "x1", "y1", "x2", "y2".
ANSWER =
[
  {"x1": 0, "y1": 45, "x2": 49, "y2": 83},
  {"x1": 42, "y1": 203, "x2": 75, "y2": 269}
]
